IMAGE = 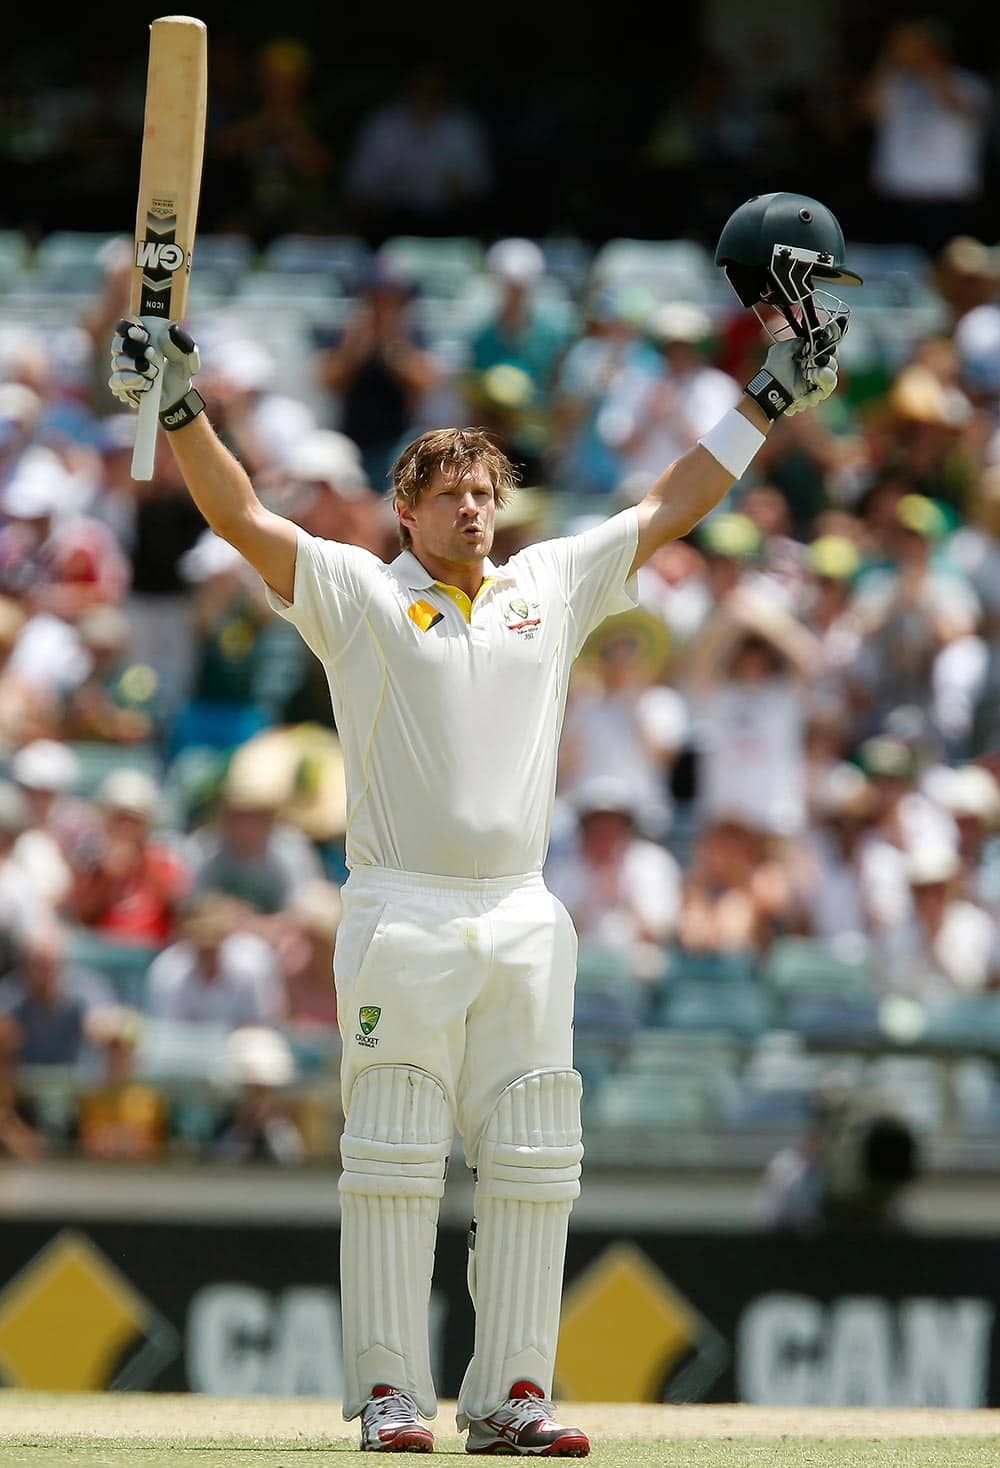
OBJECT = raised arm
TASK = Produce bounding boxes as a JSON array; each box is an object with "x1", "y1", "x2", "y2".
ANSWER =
[
  {"x1": 630, "y1": 336, "x2": 839, "y2": 576},
  {"x1": 109, "y1": 320, "x2": 298, "y2": 601}
]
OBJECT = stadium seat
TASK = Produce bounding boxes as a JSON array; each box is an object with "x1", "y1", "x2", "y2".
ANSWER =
[
  {"x1": 588, "y1": 238, "x2": 718, "y2": 306},
  {"x1": 658, "y1": 977, "x2": 773, "y2": 1039},
  {"x1": 783, "y1": 993, "x2": 883, "y2": 1046},
  {"x1": 920, "y1": 993, "x2": 1000, "y2": 1056},
  {"x1": 573, "y1": 942, "x2": 644, "y2": 1035},
  {"x1": 759, "y1": 936, "x2": 874, "y2": 1005},
  {"x1": 187, "y1": 233, "x2": 257, "y2": 298},
  {"x1": 0, "y1": 231, "x2": 31, "y2": 294},
  {"x1": 379, "y1": 236, "x2": 486, "y2": 299},
  {"x1": 263, "y1": 234, "x2": 373, "y2": 293},
  {"x1": 30, "y1": 231, "x2": 124, "y2": 293},
  {"x1": 65, "y1": 927, "x2": 159, "y2": 1008},
  {"x1": 662, "y1": 948, "x2": 758, "y2": 986},
  {"x1": 536, "y1": 236, "x2": 594, "y2": 299},
  {"x1": 65, "y1": 741, "x2": 165, "y2": 803}
]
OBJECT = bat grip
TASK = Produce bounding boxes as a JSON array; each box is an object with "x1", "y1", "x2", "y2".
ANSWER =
[{"x1": 130, "y1": 319, "x2": 166, "y2": 482}]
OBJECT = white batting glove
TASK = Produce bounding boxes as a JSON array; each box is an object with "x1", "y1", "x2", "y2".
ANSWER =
[
  {"x1": 744, "y1": 316, "x2": 845, "y2": 421},
  {"x1": 109, "y1": 319, "x2": 200, "y2": 413}
]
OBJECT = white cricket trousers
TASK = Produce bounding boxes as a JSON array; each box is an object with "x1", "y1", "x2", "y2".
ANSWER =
[{"x1": 334, "y1": 865, "x2": 579, "y2": 1160}]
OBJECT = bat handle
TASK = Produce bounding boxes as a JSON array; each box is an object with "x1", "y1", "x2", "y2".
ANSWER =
[{"x1": 130, "y1": 318, "x2": 166, "y2": 482}]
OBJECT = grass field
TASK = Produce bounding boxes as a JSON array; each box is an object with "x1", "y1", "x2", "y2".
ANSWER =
[{"x1": 1, "y1": 1395, "x2": 1000, "y2": 1466}]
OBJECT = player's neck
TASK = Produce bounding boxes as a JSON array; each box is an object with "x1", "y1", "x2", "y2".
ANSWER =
[{"x1": 411, "y1": 549, "x2": 486, "y2": 601}]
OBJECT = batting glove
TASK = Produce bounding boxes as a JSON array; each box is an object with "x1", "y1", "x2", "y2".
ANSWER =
[
  {"x1": 109, "y1": 319, "x2": 205, "y2": 430},
  {"x1": 744, "y1": 317, "x2": 845, "y2": 420}
]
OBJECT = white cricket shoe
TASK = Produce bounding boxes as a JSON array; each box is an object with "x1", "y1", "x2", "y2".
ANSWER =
[
  {"x1": 465, "y1": 1380, "x2": 590, "y2": 1456},
  {"x1": 360, "y1": 1385, "x2": 434, "y2": 1453}
]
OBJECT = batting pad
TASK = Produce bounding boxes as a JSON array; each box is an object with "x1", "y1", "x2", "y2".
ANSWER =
[
  {"x1": 457, "y1": 1069, "x2": 583, "y2": 1428},
  {"x1": 339, "y1": 1065, "x2": 453, "y2": 1419}
]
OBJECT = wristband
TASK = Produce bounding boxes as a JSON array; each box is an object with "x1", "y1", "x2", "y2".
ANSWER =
[
  {"x1": 159, "y1": 389, "x2": 205, "y2": 432},
  {"x1": 744, "y1": 369, "x2": 794, "y2": 421},
  {"x1": 697, "y1": 409, "x2": 766, "y2": 480}
]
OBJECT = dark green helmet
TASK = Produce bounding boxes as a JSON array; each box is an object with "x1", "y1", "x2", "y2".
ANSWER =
[
  {"x1": 715, "y1": 192, "x2": 862, "y2": 356},
  {"x1": 716, "y1": 192, "x2": 862, "y2": 305}
]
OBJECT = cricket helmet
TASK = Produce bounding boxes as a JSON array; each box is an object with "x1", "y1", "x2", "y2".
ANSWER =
[{"x1": 715, "y1": 192, "x2": 862, "y2": 355}]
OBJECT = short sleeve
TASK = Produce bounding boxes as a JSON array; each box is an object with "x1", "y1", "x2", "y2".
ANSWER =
[
  {"x1": 263, "y1": 526, "x2": 383, "y2": 666},
  {"x1": 516, "y1": 509, "x2": 639, "y2": 654}
]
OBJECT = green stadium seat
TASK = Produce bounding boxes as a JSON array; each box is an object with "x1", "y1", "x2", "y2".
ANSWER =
[
  {"x1": 264, "y1": 234, "x2": 373, "y2": 292},
  {"x1": 31, "y1": 231, "x2": 124, "y2": 292},
  {"x1": 594, "y1": 1066, "x2": 729, "y2": 1130},
  {"x1": 0, "y1": 231, "x2": 31, "y2": 293},
  {"x1": 659, "y1": 977, "x2": 772, "y2": 1039},
  {"x1": 759, "y1": 936, "x2": 874, "y2": 1003},
  {"x1": 379, "y1": 236, "x2": 486, "y2": 299},
  {"x1": 573, "y1": 941, "x2": 643, "y2": 1034},
  {"x1": 65, "y1": 741, "x2": 165, "y2": 803},
  {"x1": 65, "y1": 927, "x2": 159, "y2": 1008},
  {"x1": 589, "y1": 238, "x2": 717, "y2": 306}
]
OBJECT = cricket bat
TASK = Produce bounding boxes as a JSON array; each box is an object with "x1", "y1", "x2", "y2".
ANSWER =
[{"x1": 129, "y1": 15, "x2": 207, "y2": 481}]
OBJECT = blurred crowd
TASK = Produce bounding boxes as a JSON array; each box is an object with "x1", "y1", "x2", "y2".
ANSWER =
[
  {"x1": 3, "y1": 17, "x2": 1000, "y2": 250},
  {"x1": 0, "y1": 20, "x2": 997, "y2": 1168}
]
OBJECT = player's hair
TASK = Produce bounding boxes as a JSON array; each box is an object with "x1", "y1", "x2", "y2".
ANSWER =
[{"x1": 392, "y1": 427, "x2": 519, "y2": 549}]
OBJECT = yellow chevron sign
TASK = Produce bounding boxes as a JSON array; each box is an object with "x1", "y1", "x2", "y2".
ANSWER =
[{"x1": 0, "y1": 1231, "x2": 177, "y2": 1390}]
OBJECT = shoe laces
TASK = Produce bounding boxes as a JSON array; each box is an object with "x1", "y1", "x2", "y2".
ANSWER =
[
  {"x1": 504, "y1": 1390, "x2": 557, "y2": 1423},
  {"x1": 368, "y1": 1389, "x2": 419, "y2": 1425}
]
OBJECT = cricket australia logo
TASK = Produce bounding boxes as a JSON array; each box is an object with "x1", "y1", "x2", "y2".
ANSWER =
[
  {"x1": 357, "y1": 1006, "x2": 381, "y2": 1048},
  {"x1": 503, "y1": 597, "x2": 542, "y2": 640}
]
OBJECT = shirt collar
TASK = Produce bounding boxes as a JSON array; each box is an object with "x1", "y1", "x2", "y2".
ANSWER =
[{"x1": 392, "y1": 550, "x2": 508, "y2": 591}]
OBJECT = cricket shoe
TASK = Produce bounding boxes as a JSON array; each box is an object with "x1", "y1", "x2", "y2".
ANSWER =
[
  {"x1": 465, "y1": 1381, "x2": 590, "y2": 1456},
  {"x1": 360, "y1": 1385, "x2": 434, "y2": 1452}
]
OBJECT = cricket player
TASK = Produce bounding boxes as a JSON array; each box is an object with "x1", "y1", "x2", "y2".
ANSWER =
[{"x1": 110, "y1": 195, "x2": 858, "y2": 1455}]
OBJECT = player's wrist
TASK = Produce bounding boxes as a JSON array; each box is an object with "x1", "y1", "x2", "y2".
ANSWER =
[
  {"x1": 698, "y1": 407, "x2": 767, "y2": 480},
  {"x1": 743, "y1": 367, "x2": 795, "y2": 421},
  {"x1": 159, "y1": 387, "x2": 205, "y2": 431}
]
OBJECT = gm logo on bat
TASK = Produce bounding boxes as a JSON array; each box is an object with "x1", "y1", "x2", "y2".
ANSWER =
[{"x1": 135, "y1": 241, "x2": 185, "y2": 272}]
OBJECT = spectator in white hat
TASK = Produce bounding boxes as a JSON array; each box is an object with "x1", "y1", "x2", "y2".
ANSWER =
[
  {"x1": 8, "y1": 739, "x2": 83, "y2": 909},
  {"x1": 211, "y1": 1024, "x2": 305, "y2": 1165},
  {"x1": 876, "y1": 843, "x2": 999, "y2": 999},
  {"x1": 470, "y1": 238, "x2": 572, "y2": 396}
]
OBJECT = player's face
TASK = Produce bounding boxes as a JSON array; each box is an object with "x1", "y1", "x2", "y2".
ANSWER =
[{"x1": 404, "y1": 465, "x2": 497, "y2": 566}]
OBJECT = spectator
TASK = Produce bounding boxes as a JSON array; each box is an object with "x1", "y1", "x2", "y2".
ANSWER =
[
  {"x1": 546, "y1": 776, "x2": 681, "y2": 987},
  {"x1": 548, "y1": 285, "x2": 658, "y2": 495},
  {"x1": 599, "y1": 302, "x2": 742, "y2": 499},
  {"x1": 279, "y1": 877, "x2": 342, "y2": 1029},
  {"x1": 185, "y1": 752, "x2": 325, "y2": 918},
  {"x1": 8, "y1": 739, "x2": 83, "y2": 910},
  {"x1": 0, "y1": 780, "x2": 48, "y2": 975},
  {"x1": 276, "y1": 428, "x2": 385, "y2": 557},
  {"x1": 146, "y1": 891, "x2": 284, "y2": 1028},
  {"x1": 876, "y1": 844, "x2": 999, "y2": 998},
  {"x1": 928, "y1": 763, "x2": 1000, "y2": 913},
  {"x1": 210, "y1": 38, "x2": 332, "y2": 242},
  {"x1": 167, "y1": 529, "x2": 276, "y2": 758},
  {"x1": 799, "y1": 762, "x2": 881, "y2": 949},
  {"x1": 192, "y1": 332, "x2": 318, "y2": 481},
  {"x1": 341, "y1": 63, "x2": 492, "y2": 238},
  {"x1": 0, "y1": 1015, "x2": 46, "y2": 1159},
  {"x1": 62, "y1": 602, "x2": 163, "y2": 745},
  {"x1": 677, "y1": 816, "x2": 805, "y2": 959},
  {"x1": 0, "y1": 921, "x2": 109, "y2": 1066},
  {"x1": 211, "y1": 1025, "x2": 305, "y2": 1165},
  {"x1": 683, "y1": 582, "x2": 824, "y2": 837},
  {"x1": 860, "y1": 19, "x2": 994, "y2": 251},
  {"x1": 470, "y1": 238, "x2": 572, "y2": 396},
  {"x1": 74, "y1": 1005, "x2": 169, "y2": 1161},
  {"x1": 848, "y1": 492, "x2": 981, "y2": 742},
  {"x1": 68, "y1": 768, "x2": 190, "y2": 945},
  {"x1": 0, "y1": 594, "x2": 56, "y2": 753},
  {"x1": 314, "y1": 253, "x2": 445, "y2": 492},
  {"x1": 559, "y1": 607, "x2": 685, "y2": 842}
]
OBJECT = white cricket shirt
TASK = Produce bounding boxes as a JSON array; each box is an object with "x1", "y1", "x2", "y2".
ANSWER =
[{"x1": 264, "y1": 509, "x2": 639, "y2": 879}]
